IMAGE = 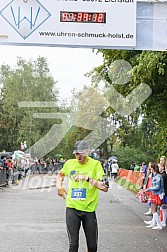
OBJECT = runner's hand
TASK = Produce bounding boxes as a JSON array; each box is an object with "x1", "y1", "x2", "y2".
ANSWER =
[
  {"x1": 58, "y1": 188, "x2": 67, "y2": 199},
  {"x1": 74, "y1": 175, "x2": 87, "y2": 182}
]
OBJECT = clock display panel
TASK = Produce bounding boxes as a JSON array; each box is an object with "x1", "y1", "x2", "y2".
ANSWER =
[{"x1": 60, "y1": 11, "x2": 106, "y2": 23}]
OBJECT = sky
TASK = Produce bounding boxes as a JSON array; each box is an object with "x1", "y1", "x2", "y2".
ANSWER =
[{"x1": 0, "y1": 45, "x2": 103, "y2": 101}]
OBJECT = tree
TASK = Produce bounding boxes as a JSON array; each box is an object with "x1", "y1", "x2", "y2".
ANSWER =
[
  {"x1": 0, "y1": 57, "x2": 59, "y2": 152},
  {"x1": 88, "y1": 49, "x2": 167, "y2": 158}
]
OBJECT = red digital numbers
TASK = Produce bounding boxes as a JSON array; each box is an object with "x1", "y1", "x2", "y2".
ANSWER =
[
  {"x1": 60, "y1": 11, "x2": 106, "y2": 23},
  {"x1": 77, "y1": 13, "x2": 83, "y2": 22},
  {"x1": 83, "y1": 13, "x2": 89, "y2": 22},
  {"x1": 98, "y1": 13, "x2": 104, "y2": 23},
  {"x1": 61, "y1": 12, "x2": 68, "y2": 22}
]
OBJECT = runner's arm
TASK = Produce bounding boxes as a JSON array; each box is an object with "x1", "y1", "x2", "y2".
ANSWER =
[
  {"x1": 57, "y1": 171, "x2": 67, "y2": 198},
  {"x1": 88, "y1": 177, "x2": 108, "y2": 192},
  {"x1": 73, "y1": 175, "x2": 108, "y2": 192}
]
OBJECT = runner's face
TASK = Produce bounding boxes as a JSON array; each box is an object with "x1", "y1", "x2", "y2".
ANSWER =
[{"x1": 75, "y1": 153, "x2": 88, "y2": 164}]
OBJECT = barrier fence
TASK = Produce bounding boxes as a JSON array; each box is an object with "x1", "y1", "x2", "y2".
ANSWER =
[
  {"x1": 118, "y1": 168, "x2": 143, "y2": 186},
  {"x1": 0, "y1": 167, "x2": 143, "y2": 187},
  {"x1": 0, "y1": 168, "x2": 7, "y2": 186},
  {"x1": 0, "y1": 168, "x2": 19, "y2": 187},
  {"x1": 0, "y1": 163, "x2": 62, "y2": 187}
]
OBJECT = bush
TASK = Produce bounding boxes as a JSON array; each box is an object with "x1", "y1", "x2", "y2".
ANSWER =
[{"x1": 110, "y1": 146, "x2": 156, "y2": 169}]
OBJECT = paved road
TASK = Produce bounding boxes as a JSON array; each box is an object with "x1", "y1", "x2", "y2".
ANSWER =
[{"x1": 0, "y1": 174, "x2": 167, "y2": 252}]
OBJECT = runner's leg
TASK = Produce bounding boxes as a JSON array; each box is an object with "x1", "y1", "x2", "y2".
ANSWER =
[
  {"x1": 66, "y1": 208, "x2": 81, "y2": 252},
  {"x1": 82, "y1": 211, "x2": 98, "y2": 252}
]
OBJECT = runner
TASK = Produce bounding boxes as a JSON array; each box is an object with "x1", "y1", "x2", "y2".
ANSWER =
[{"x1": 57, "y1": 140, "x2": 109, "y2": 252}]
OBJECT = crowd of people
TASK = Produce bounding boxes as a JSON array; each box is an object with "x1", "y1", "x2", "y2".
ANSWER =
[
  {"x1": 102, "y1": 159, "x2": 119, "y2": 179},
  {"x1": 129, "y1": 162, "x2": 147, "y2": 172},
  {"x1": 0, "y1": 148, "x2": 119, "y2": 187},
  {"x1": 140, "y1": 156, "x2": 167, "y2": 230},
  {"x1": 0, "y1": 155, "x2": 65, "y2": 185}
]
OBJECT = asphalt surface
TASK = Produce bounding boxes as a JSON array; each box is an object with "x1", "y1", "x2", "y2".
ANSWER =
[{"x1": 0, "y1": 174, "x2": 167, "y2": 252}]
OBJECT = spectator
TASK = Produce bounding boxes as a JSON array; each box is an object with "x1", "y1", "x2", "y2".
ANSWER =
[
  {"x1": 158, "y1": 156, "x2": 167, "y2": 172},
  {"x1": 140, "y1": 162, "x2": 148, "y2": 189},
  {"x1": 143, "y1": 163, "x2": 164, "y2": 230},
  {"x1": 111, "y1": 159, "x2": 119, "y2": 180},
  {"x1": 103, "y1": 160, "x2": 109, "y2": 175},
  {"x1": 134, "y1": 163, "x2": 140, "y2": 171},
  {"x1": 108, "y1": 161, "x2": 112, "y2": 178},
  {"x1": 7, "y1": 159, "x2": 13, "y2": 183},
  {"x1": 0, "y1": 160, "x2": 3, "y2": 170},
  {"x1": 141, "y1": 162, "x2": 147, "y2": 177},
  {"x1": 159, "y1": 162, "x2": 167, "y2": 227},
  {"x1": 37, "y1": 160, "x2": 42, "y2": 174},
  {"x1": 141, "y1": 162, "x2": 153, "y2": 215},
  {"x1": 129, "y1": 162, "x2": 135, "y2": 171}
]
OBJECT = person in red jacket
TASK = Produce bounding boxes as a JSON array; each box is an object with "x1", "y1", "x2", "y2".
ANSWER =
[{"x1": 142, "y1": 162, "x2": 153, "y2": 215}]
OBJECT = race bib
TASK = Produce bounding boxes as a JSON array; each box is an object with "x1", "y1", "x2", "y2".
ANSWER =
[{"x1": 71, "y1": 188, "x2": 86, "y2": 200}]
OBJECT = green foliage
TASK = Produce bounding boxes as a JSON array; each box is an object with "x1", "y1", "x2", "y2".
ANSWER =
[
  {"x1": 111, "y1": 145, "x2": 156, "y2": 170},
  {"x1": 132, "y1": 51, "x2": 167, "y2": 123},
  {"x1": 154, "y1": 127, "x2": 167, "y2": 158},
  {"x1": 51, "y1": 125, "x2": 86, "y2": 159},
  {"x1": 0, "y1": 57, "x2": 59, "y2": 152},
  {"x1": 1, "y1": 49, "x2": 166, "y2": 162},
  {"x1": 89, "y1": 49, "x2": 167, "y2": 160}
]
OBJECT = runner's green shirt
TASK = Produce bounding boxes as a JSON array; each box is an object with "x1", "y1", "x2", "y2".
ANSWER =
[{"x1": 61, "y1": 156, "x2": 104, "y2": 212}]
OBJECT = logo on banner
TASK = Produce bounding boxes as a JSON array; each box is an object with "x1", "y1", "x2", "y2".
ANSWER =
[{"x1": 0, "y1": 0, "x2": 51, "y2": 39}]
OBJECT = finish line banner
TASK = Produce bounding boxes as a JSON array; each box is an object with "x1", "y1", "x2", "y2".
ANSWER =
[{"x1": 0, "y1": 0, "x2": 136, "y2": 48}]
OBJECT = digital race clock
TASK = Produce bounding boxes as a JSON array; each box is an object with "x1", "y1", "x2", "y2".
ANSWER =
[{"x1": 60, "y1": 11, "x2": 106, "y2": 23}]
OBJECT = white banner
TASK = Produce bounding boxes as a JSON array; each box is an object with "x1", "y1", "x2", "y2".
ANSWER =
[
  {"x1": 153, "y1": 3, "x2": 167, "y2": 51},
  {"x1": 0, "y1": 0, "x2": 136, "y2": 47}
]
